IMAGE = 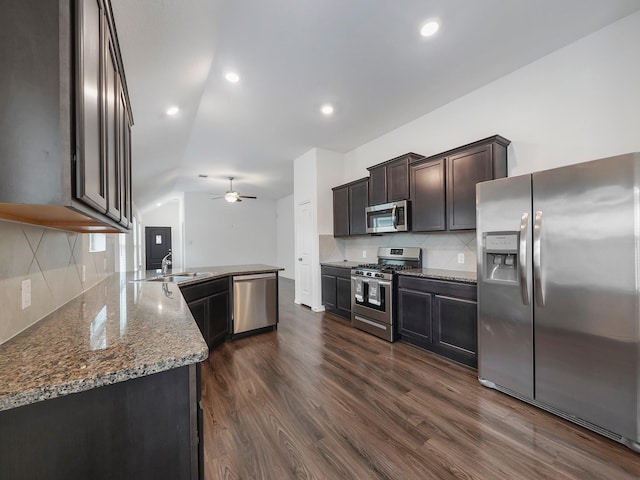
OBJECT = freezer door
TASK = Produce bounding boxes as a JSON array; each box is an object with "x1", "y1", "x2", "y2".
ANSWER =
[
  {"x1": 533, "y1": 153, "x2": 640, "y2": 441},
  {"x1": 477, "y1": 174, "x2": 534, "y2": 399}
]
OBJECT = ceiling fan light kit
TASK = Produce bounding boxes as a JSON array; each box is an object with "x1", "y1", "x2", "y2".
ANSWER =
[{"x1": 212, "y1": 177, "x2": 257, "y2": 203}]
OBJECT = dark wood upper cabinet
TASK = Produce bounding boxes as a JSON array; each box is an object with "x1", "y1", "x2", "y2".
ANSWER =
[
  {"x1": 0, "y1": 0, "x2": 134, "y2": 233},
  {"x1": 408, "y1": 135, "x2": 510, "y2": 231},
  {"x1": 367, "y1": 153, "x2": 423, "y2": 206},
  {"x1": 349, "y1": 179, "x2": 369, "y2": 235},
  {"x1": 446, "y1": 136, "x2": 509, "y2": 230},
  {"x1": 368, "y1": 166, "x2": 387, "y2": 206},
  {"x1": 410, "y1": 157, "x2": 446, "y2": 232},
  {"x1": 332, "y1": 178, "x2": 369, "y2": 237},
  {"x1": 332, "y1": 186, "x2": 350, "y2": 237}
]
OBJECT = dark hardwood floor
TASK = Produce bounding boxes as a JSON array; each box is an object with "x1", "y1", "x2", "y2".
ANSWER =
[{"x1": 200, "y1": 278, "x2": 640, "y2": 480}]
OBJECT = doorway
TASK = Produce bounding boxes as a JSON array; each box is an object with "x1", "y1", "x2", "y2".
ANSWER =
[{"x1": 145, "y1": 226, "x2": 172, "y2": 271}]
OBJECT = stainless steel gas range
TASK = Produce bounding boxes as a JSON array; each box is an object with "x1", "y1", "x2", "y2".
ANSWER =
[{"x1": 351, "y1": 247, "x2": 422, "y2": 342}]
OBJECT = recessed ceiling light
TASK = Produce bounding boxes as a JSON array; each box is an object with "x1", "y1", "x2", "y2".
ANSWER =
[
  {"x1": 321, "y1": 104, "x2": 334, "y2": 115},
  {"x1": 420, "y1": 21, "x2": 439, "y2": 37},
  {"x1": 166, "y1": 106, "x2": 179, "y2": 116},
  {"x1": 225, "y1": 71, "x2": 240, "y2": 83},
  {"x1": 156, "y1": 202, "x2": 162, "y2": 207}
]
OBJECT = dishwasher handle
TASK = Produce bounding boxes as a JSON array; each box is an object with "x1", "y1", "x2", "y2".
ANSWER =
[{"x1": 233, "y1": 272, "x2": 277, "y2": 282}]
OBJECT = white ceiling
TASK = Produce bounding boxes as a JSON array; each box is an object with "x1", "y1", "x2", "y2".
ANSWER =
[{"x1": 110, "y1": 0, "x2": 640, "y2": 211}]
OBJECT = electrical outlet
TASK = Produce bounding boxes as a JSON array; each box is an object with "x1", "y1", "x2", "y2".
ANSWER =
[
  {"x1": 82, "y1": 265, "x2": 86, "y2": 282},
  {"x1": 362, "y1": 250, "x2": 367, "y2": 258},
  {"x1": 458, "y1": 253, "x2": 465, "y2": 264},
  {"x1": 21, "y1": 279, "x2": 31, "y2": 310}
]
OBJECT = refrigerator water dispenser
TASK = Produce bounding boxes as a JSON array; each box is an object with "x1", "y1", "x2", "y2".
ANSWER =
[{"x1": 483, "y1": 232, "x2": 519, "y2": 283}]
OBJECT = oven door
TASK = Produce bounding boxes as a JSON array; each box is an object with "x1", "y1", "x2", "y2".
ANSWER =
[{"x1": 351, "y1": 276, "x2": 392, "y2": 324}]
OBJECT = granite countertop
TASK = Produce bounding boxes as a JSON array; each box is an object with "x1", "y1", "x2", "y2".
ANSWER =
[
  {"x1": 398, "y1": 268, "x2": 477, "y2": 284},
  {"x1": 0, "y1": 264, "x2": 282, "y2": 412},
  {"x1": 320, "y1": 261, "x2": 361, "y2": 269}
]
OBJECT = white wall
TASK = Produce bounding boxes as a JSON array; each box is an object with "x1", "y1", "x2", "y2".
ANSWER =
[
  {"x1": 141, "y1": 197, "x2": 184, "y2": 271},
  {"x1": 316, "y1": 149, "x2": 346, "y2": 235},
  {"x1": 276, "y1": 194, "x2": 295, "y2": 279},
  {"x1": 184, "y1": 192, "x2": 277, "y2": 267},
  {"x1": 344, "y1": 11, "x2": 640, "y2": 182}
]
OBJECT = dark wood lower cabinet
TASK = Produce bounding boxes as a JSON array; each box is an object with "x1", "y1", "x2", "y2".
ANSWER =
[
  {"x1": 321, "y1": 266, "x2": 352, "y2": 319},
  {"x1": 0, "y1": 364, "x2": 202, "y2": 480},
  {"x1": 180, "y1": 277, "x2": 230, "y2": 349},
  {"x1": 396, "y1": 275, "x2": 477, "y2": 367}
]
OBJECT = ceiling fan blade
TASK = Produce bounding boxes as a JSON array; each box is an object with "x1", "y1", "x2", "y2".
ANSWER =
[
  {"x1": 238, "y1": 195, "x2": 257, "y2": 199},
  {"x1": 210, "y1": 196, "x2": 224, "y2": 200}
]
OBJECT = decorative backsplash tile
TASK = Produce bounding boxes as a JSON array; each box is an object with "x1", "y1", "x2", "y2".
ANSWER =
[
  {"x1": 0, "y1": 220, "x2": 117, "y2": 345},
  {"x1": 321, "y1": 231, "x2": 478, "y2": 271}
]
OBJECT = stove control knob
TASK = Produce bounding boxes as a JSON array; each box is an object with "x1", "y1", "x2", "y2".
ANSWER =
[
  {"x1": 354, "y1": 270, "x2": 361, "y2": 275},
  {"x1": 366, "y1": 272, "x2": 372, "y2": 276},
  {"x1": 375, "y1": 273, "x2": 384, "y2": 278}
]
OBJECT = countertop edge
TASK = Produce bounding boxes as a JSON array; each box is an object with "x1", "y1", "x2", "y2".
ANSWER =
[
  {"x1": 397, "y1": 269, "x2": 477, "y2": 284},
  {"x1": 0, "y1": 264, "x2": 283, "y2": 413}
]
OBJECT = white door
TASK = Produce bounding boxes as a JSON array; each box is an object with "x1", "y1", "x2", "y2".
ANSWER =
[{"x1": 296, "y1": 201, "x2": 313, "y2": 307}]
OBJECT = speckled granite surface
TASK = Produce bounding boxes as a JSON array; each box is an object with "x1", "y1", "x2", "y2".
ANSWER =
[
  {"x1": 320, "y1": 261, "x2": 361, "y2": 269},
  {"x1": 0, "y1": 265, "x2": 282, "y2": 412},
  {"x1": 398, "y1": 268, "x2": 477, "y2": 284}
]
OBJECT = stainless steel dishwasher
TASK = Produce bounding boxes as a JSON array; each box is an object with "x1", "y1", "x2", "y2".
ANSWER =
[{"x1": 232, "y1": 273, "x2": 278, "y2": 334}]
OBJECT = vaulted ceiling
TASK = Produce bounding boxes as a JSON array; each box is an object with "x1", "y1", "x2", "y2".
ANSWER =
[{"x1": 110, "y1": 0, "x2": 640, "y2": 211}]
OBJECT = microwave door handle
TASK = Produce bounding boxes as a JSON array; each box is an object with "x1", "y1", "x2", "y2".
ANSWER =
[{"x1": 392, "y1": 204, "x2": 398, "y2": 229}]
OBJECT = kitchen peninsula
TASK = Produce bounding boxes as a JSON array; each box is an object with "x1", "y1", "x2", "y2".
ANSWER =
[{"x1": 0, "y1": 264, "x2": 282, "y2": 480}]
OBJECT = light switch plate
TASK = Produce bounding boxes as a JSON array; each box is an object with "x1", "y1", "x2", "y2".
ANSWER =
[
  {"x1": 458, "y1": 253, "x2": 465, "y2": 264},
  {"x1": 21, "y1": 279, "x2": 31, "y2": 310},
  {"x1": 362, "y1": 250, "x2": 367, "y2": 258},
  {"x1": 82, "y1": 265, "x2": 86, "y2": 282}
]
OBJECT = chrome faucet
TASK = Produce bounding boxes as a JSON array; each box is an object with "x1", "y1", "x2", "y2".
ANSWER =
[{"x1": 161, "y1": 251, "x2": 172, "y2": 275}]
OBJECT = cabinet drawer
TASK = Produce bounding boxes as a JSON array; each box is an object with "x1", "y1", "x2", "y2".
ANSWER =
[
  {"x1": 397, "y1": 276, "x2": 476, "y2": 301},
  {"x1": 180, "y1": 277, "x2": 229, "y2": 302},
  {"x1": 321, "y1": 266, "x2": 352, "y2": 279}
]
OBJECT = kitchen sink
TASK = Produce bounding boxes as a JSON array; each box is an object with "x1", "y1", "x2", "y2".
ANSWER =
[{"x1": 136, "y1": 272, "x2": 213, "y2": 283}]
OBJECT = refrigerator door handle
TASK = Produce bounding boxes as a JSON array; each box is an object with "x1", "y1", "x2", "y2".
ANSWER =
[
  {"x1": 519, "y1": 213, "x2": 530, "y2": 305},
  {"x1": 533, "y1": 210, "x2": 545, "y2": 307}
]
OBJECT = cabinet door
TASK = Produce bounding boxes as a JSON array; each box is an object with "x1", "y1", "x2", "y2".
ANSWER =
[
  {"x1": 433, "y1": 295, "x2": 477, "y2": 367},
  {"x1": 118, "y1": 84, "x2": 131, "y2": 227},
  {"x1": 187, "y1": 298, "x2": 209, "y2": 345},
  {"x1": 387, "y1": 158, "x2": 409, "y2": 202},
  {"x1": 333, "y1": 187, "x2": 349, "y2": 237},
  {"x1": 336, "y1": 276, "x2": 352, "y2": 318},
  {"x1": 447, "y1": 145, "x2": 493, "y2": 230},
  {"x1": 104, "y1": 27, "x2": 121, "y2": 221},
  {"x1": 349, "y1": 180, "x2": 368, "y2": 235},
  {"x1": 321, "y1": 274, "x2": 337, "y2": 309},
  {"x1": 209, "y1": 290, "x2": 229, "y2": 348},
  {"x1": 410, "y1": 158, "x2": 446, "y2": 231},
  {"x1": 368, "y1": 166, "x2": 386, "y2": 206},
  {"x1": 397, "y1": 288, "x2": 432, "y2": 345},
  {"x1": 75, "y1": 0, "x2": 107, "y2": 212}
]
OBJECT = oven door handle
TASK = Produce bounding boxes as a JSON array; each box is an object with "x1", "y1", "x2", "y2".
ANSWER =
[{"x1": 351, "y1": 278, "x2": 391, "y2": 287}]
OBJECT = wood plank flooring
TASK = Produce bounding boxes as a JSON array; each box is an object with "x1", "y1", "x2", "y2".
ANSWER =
[{"x1": 200, "y1": 278, "x2": 640, "y2": 479}]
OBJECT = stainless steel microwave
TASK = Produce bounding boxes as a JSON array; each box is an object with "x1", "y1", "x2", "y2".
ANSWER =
[{"x1": 365, "y1": 200, "x2": 410, "y2": 233}]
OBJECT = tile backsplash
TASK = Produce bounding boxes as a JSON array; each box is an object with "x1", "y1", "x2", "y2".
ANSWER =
[
  {"x1": 319, "y1": 231, "x2": 478, "y2": 271},
  {"x1": 0, "y1": 220, "x2": 116, "y2": 345}
]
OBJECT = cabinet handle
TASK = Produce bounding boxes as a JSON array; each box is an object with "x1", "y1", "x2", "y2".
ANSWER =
[{"x1": 298, "y1": 257, "x2": 302, "y2": 261}]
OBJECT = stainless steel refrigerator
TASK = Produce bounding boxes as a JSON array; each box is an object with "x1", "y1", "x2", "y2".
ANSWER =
[{"x1": 476, "y1": 152, "x2": 640, "y2": 452}]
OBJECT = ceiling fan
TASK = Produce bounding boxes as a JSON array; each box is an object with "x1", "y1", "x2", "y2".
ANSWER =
[{"x1": 211, "y1": 177, "x2": 257, "y2": 203}]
